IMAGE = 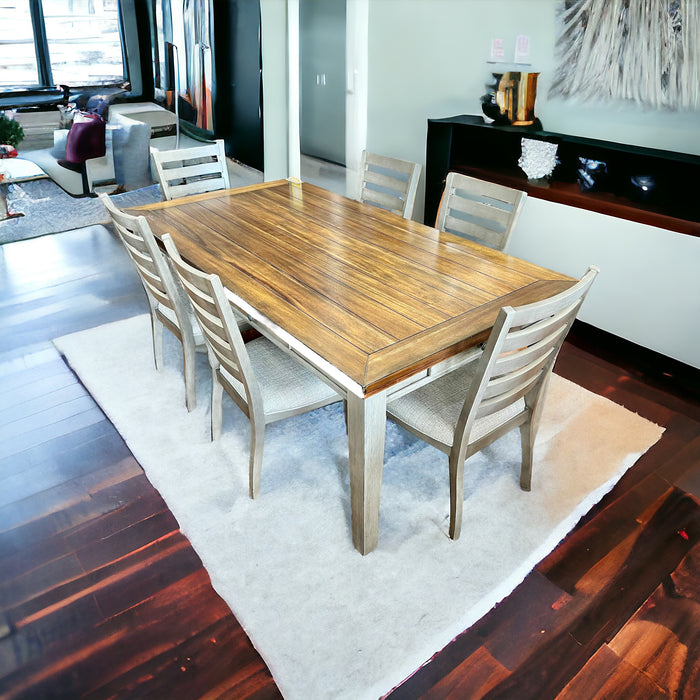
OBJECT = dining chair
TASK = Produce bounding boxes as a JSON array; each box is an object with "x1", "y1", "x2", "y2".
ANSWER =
[
  {"x1": 435, "y1": 172, "x2": 527, "y2": 250},
  {"x1": 150, "y1": 139, "x2": 230, "y2": 201},
  {"x1": 358, "y1": 150, "x2": 422, "y2": 219},
  {"x1": 100, "y1": 193, "x2": 208, "y2": 411},
  {"x1": 162, "y1": 233, "x2": 342, "y2": 499},
  {"x1": 386, "y1": 265, "x2": 599, "y2": 540}
]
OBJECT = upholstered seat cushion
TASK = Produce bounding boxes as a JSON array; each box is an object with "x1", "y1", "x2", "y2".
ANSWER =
[
  {"x1": 221, "y1": 336, "x2": 338, "y2": 416},
  {"x1": 387, "y1": 360, "x2": 524, "y2": 448}
]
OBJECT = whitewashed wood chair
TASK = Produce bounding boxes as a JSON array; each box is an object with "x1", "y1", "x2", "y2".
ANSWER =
[
  {"x1": 359, "y1": 150, "x2": 422, "y2": 219},
  {"x1": 435, "y1": 172, "x2": 527, "y2": 250},
  {"x1": 162, "y1": 233, "x2": 342, "y2": 499},
  {"x1": 150, "y1": 139, "x2": 230, "y2": 201},
  {"x1": 100, "y1": 193, "x2": 207, "y2": 412},
  {"x1": 386, "y1": 266, "x2": 599, "y2": 540}
]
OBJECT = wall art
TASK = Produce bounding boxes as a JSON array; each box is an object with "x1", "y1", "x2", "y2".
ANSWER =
[{"x1": 550, "y1": 0, "x2": 699, "y2": 110}]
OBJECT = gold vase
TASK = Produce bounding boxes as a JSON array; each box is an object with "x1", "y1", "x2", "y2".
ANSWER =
[{"x1": 495, "y1": 72, "x2": 540, "y2": 126}]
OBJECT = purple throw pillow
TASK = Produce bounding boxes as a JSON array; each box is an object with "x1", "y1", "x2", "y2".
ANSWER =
[{"x1": 63, "y1": 112, "x2": 106, "y2": 163}]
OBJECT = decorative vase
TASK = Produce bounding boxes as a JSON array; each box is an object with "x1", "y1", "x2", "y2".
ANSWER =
[
  {"x1": 518, "y1": 137, "x2": 558, "y2": 185},
  {"x1": 480, "y1": 73, "x2": 510, "y2": 125},
  {"x1": 481, "y1": 71, "x2": 541, "y2": 127}
]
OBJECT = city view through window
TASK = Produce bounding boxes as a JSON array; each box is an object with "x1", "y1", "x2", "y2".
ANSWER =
[{"x1": 0, "y1": 0, "x2": 125, "y2": 89}]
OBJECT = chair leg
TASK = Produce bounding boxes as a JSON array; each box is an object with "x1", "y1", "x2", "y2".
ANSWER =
[
  {"x1": 150, "y1": 313, "x2": 164, "y2": 370},
  {"x1": 448, "y1": 453, "x2": 465, "y2": 540},
  {"x1": 181, "y1": 336, "x2": 197, "y2": 412},
  {"x1": 249, "y1": 420, "x2": 265, "y2": 499},
  {"x1": 519, "y1": 421, "x2": 534, "y2": 491},
  {"x1": 211, "y1": 369, "x2": 224, "y2": 441}
]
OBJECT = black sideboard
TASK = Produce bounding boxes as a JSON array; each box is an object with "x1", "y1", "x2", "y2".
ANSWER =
[{"x1": 425, "y1": 115, "x2": 700, "y2": 237}]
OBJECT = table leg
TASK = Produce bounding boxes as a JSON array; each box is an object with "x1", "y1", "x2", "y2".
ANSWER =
[{"x1": 346, "y1": 391, "x2": 386, "y2": 555}]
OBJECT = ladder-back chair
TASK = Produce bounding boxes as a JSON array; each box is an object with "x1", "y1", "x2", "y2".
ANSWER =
[
  {"x1": 386, "y1": 266, "x2": 599, "y2": 539},
  {"x1": 162, "y1": 233, "x2": 342, "y2": 498}
]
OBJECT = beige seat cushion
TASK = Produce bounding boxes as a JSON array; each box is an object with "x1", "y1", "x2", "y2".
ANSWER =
[
  {"x1": 221, "y1": 336, "x2": 338, "y2": 415},
  {"x1": 388, "y1": 361, "x2": 524, "y2": 447}
]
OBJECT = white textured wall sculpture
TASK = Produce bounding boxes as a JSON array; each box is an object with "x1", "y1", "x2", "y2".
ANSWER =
[{"x1": 550, "y1": 0, "x2": 700, "y2": 110}]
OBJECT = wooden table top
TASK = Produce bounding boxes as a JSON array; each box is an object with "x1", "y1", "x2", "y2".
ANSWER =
[{"x1": 129, "y1": 180, "x2": 574, "y2": 395}]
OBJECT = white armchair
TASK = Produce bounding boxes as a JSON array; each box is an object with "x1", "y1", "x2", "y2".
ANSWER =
[
  {"x1": 23, "y1": 125, "x2": 115, "y2": 197},
  {"x1": 21, "y1": 102, "x2": 174, "y2": 197}
]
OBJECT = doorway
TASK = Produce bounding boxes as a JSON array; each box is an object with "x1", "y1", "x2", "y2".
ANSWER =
[
  {"x1": 299, "y1": 0, "x2": 345, "y2": 165},
  {"x1": 299, "y1": 0, "x2": 347, "y2": 193}
]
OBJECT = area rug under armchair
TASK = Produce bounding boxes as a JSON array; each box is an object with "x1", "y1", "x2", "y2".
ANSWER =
[{"x1": 0, "y1": 179, "x2": 162, "y2": 244}]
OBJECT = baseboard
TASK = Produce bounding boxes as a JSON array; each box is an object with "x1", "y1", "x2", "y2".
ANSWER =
[{"x1": 568, "y1": 320, "x2": 700, "y2": 405}]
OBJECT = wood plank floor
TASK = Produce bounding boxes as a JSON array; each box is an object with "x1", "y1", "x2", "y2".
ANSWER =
[{"x1": 1, "y1": 225, "x2": 699, "y2": 699}]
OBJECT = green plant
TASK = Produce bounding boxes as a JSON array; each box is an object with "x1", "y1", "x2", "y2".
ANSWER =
[{"x1": 0, "y1": 113, "x2": 25, "y2": 147}]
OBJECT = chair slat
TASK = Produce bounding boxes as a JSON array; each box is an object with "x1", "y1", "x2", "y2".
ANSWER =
[
  {"x1": 202, "y1": 326, "x2": 245, "y2": 383},
  {"x1": 442, "y1": 214, "x2": 505, "y2": 247},
  {"x1": 476, "y1": 379, "x2": 532, "y2": 418},
  {"x1": 161, "y1": 162, "x2": 224, "y2": 182},
  {"x1": 155, "y1": 142, "x2": 222, "y2": 165},
  {"x1": 484, "y1": 349, "x2": 555, "y2": 401},
  {"x1": 178, "y1": 273, "x2": 221, "y2": 320},
  {"x1": 502, "y1": 303, "x2": 580, "y2": 353},
  {"x1": 362, "y1": 169, "x2": 409, "y2": 192},
  {"x1": 117, "y1": 225, "x2": 152, "y2": 256},
  {"x1": 361, "y1": 188, "x2": 406, "y2": 213},
  {"x1": 446, "y1": 195, "x2": 513, "y2": 229},
  {"x1": 493, "y1": 329, "x2": 564, "y2": 376},
  {"x1": 151, "y1": 139, "x2": 230, "y2": 201},
  {"x1": 166, "y1": 177, "x2": 228, "y2": 200},
  {"x1": 508, "y1": 287, "x2": 588, "y2": 327},
  {"x1": 435, "y1": 172, "x2": 526, "y2": 250},
  {"x1": 358, "y1": 150, "x2": 422, "y2": 219},
  {"x1": 364, "y1": 151, "x2": 418, "y2": 177},
  {"x1": 453, "y1": 177, "x2": 523, "y2": 205}
]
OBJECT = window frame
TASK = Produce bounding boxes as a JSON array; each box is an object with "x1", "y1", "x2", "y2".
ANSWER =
[{"x1": 2, "y1": 0, "x2": 130, "y2": 95}]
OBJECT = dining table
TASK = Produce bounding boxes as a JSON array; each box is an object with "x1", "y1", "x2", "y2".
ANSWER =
[{"x1": 128, "y1": 178, "x2": 575, "y2": 555}]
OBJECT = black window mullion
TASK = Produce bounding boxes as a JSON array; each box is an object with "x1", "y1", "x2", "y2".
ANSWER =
[
  {"x1": 117, "y1": 1, "x2": 130, "y2": 86},
  {"x1": 30, "y1": 0, "x2": 53, "y2": 87}
]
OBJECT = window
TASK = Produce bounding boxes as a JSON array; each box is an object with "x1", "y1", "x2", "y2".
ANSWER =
[
  {"x1": 0, "y1": 2, "x2": 39, "y2": 87},
  {"x1": 0, "y1": 0, "x2": 126, "y2": 90}
]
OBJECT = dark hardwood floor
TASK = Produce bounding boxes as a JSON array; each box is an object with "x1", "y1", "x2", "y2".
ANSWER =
[{"x1": 1, "y1": 225, "x2": 699, "y2": 699}]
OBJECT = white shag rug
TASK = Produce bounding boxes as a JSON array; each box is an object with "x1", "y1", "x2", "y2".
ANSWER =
[{"x1": 54, "y1": 315, "x2": 664, "y2": 700}]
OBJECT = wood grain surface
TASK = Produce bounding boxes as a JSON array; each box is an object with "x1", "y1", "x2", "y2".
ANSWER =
[
  {"x1": 130, "y1": 181, "x2": 574, "y2": 394},
  {"x1": 1, "y1": 223, "x2": 698, "y2": 698}
]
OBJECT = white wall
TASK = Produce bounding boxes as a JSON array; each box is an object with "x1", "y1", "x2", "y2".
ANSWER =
[
  {"x1": 508, "y1": 199, "x2": 700, "y2": 369},
  {"x1": 261, "y1": 0, "x2": 700, "y2": 369},
  {"x1": 366, "y1": 0, "x2": 700, "y2": 164},
  {"x1": 364, "y1": 0, "x2": 700, "y2": 369},
  {"x1": 366, "y1": 0, "x2": 700, "y2": 223},
  {"x1": 261, "y1": 0, "x2": 290, "y2": 180},
  {"x1": 300, "y1": 0, "x2": 346, "y2": 163}
]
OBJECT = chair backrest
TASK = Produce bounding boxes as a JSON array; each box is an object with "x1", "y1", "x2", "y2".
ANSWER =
[
  {"x1": 455, "y1": 266, "x2": 599, "y2": 452},
  {"x1": 359, "y1": 150, "x2": 422, "y2": 219},
  {"x1": 150, "y1": 139, "x2": 230, "y2": 201},
  {"x1": 161, "y1": 233, "x2": 260, "y2": 409},
  {"x1": 100, "y1": 193, "x2": 191, "y2": 338},
  {"x1": 435, "y1": 172, "x2": 527, "y2": 250}
]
